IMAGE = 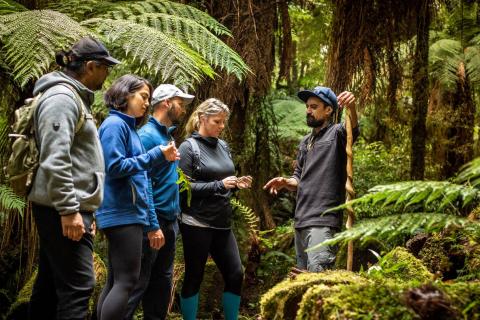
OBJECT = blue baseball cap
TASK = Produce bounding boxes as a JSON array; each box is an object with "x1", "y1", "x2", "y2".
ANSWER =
[{"x1": 297, "y1": 86, "x2": 338, "y2": 112}]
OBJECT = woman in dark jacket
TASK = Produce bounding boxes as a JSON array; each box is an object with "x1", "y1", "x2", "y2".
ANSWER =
[
  {"x1": 178, "y1": 98, "x2": 252, "y2": 320},
  {"x1": 95, "y1": 75, "x2": 178, "y2": 320}
]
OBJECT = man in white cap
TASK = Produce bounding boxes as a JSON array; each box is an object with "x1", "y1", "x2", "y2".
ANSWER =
[{"x1": 125, "y1": 84, "x2": 194, "y2": 320}]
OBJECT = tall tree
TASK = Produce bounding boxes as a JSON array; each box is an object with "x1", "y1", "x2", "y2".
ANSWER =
[{"x1": 410, "y1": 0, "x2": 431, "y2": 180}]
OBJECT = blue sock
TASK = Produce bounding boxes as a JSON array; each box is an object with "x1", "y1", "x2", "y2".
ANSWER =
[
  {"x1": 180, "y1": 293, "x2": 199, "y2": 320},
  {"x1": 222, "y1": 292, "x2": 241, "y2": 320}
]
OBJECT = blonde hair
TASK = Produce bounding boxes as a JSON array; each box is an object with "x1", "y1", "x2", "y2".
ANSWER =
[{"x1": 185, "y1": 98, "x2": 230, "y2": 136}]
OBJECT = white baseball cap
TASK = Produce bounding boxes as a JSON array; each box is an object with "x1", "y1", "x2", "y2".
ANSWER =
[{"x1": 151, "y1": 84, "x2": 195, "y2": 106}]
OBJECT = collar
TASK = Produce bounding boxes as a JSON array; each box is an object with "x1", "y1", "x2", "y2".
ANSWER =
[
  {"x1": 148, "y1": 116, "x2": 177, "y2": 136},
  {"x1": 191, "y1": 131, "x2": 218, "y2": 147},
  {"x1": 109, "y1": 109, "x2": 136, "y2": 128},
  {"x1": 311, "y1": 122, "x2": 333, "y2": 138}
]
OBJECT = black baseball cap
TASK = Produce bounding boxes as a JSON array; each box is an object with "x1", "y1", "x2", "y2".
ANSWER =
[{"x1": 71, "y1": 37, "x2": 120, "y2": 65}]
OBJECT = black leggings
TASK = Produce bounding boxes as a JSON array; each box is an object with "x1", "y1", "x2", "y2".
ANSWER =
[
  {"x1": 180, "y1": 223, "x2": 244, "y2": 298},
  {"x1": 96, "y1": 224, "x2": 143, "y2": 320}
]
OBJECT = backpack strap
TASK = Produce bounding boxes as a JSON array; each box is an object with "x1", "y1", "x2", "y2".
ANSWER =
[
  {"x1": 218, "y1": 139, "x2": 232, "y2": 159},
  {"x1": 58, "y1": 83, "x2": 88, "y2": 133},
  {"x1": 186, "y1": 137, "x2": 201, "y2": 179}
]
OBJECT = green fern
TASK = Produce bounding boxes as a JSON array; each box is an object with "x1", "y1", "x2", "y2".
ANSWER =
[
  {"x1": 308, "y1": 213, "x2": 480, "y2": 249},
  {"x1": 46, "y1": 0, "x2": 115, "y2": 20},
  {"x1": 0, "y1": 10, "x2": 90, "y2": 87},
  {"x1": 103, "y1": 12, "x2": 250, "y2": 80},
  {"x1": 110, "y1": 0, "x2": 231, "y2": 37},
  {"x1": 230, "y1": 197, "x2": 260, "y2": 239},
  {"x1": 456, "y1": 157, "x2": 480, "y2": 188},
  {"x1": 176, "y1": 167, "x2": 191, "y2": 207},
  {"x1": 329, "y1": 181, "x2": 480, "y2": 218},
  {"x1": 0, "y1": 0, "x2": 26, "y2": 16},
  {"x1": 0, "y1": 184, "x2": 25, "y2": 216},
  {"x1": 82, "y1": 18, "x2": 214, "y2": 86}
]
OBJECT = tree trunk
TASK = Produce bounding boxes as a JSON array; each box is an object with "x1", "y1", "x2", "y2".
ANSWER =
[
  {"x1": 410, "y1": 0, "x2": 431, "y2": 180},
  {"x1": 191, "y1": 0, "x2": 278, "y2": 229},
  {"x1": 442, "y1": 65, "x2": 475, "y2": 178}
]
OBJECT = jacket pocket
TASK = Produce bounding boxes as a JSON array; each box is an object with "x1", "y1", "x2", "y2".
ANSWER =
[
  {"x1": 130, "y1": 182, "x2": 137, "y2": 205},
  {"x1": 78, "y1": 172, "x2": 105, "y2": 207}
]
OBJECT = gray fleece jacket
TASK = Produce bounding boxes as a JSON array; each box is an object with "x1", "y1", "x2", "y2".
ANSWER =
[{"x1": 28, "y1": 71, "x2": 105, "y2": 215}]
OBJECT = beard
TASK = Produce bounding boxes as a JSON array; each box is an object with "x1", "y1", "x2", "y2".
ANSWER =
[
  {"x1": 306, "y1": 115, "x2": 325, "y2": 128},
  {"x1": 167, "y1": 103, "x2": 182, "y2": 125}
]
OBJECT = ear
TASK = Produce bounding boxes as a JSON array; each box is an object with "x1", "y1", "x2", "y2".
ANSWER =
[
  {"x1": 85, "y1": 61, "x2": 96, "y2": 75},
  {"x1": 325, "y1": 105, "x2": 333, "y2": 116}
]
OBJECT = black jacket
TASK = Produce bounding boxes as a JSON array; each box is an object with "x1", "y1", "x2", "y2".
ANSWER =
[
  {"x1": 178, "y1": 132, "x2": 235, "y2": 228},
  {"x1": 293, "y1": 123, "x2": 360, "y2": 229}
]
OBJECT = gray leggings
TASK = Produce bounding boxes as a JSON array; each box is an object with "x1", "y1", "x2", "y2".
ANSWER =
[{"x1": 295, "y1": 226, "x2": 338, "y2": 272}]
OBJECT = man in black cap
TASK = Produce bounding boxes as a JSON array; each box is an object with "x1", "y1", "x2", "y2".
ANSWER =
[
  {"x1": 28, "y1": 36, "x2": 119, "y2": 320},
  {"x1": 264, "y1": 87, "x2": 359, "y2": 272}
]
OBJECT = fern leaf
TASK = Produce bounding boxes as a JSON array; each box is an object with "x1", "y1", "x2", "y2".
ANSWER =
[
  {"x1": 110, "y1": 0, "x2": 232, "y2": 37},
  {"x1": 46, "y1": 0, "x2": 115, "y2": 20},
  {"x1": 0, "y1": 184, "x2": 25, "y2": 214},
  {"x1": 82, "y1": 18, "x2": 215, "y2": 86},
  {"x1": 102, "y1": 12, "x2": 250, "y2": 80},
  {"x1": 230, "y1": 198, "x2": 259, "y2": 239},
  {"x1": 429, "y1": 39, "x2": 463, "y2": 90},
  {"x1": 0, "y1": 0, "x2": 26, "y2": 15},
  {"x1": 308, "y1": 213, "x2": 479, "y2": 248},
  {"x1": 0, "y1": 10, "x2": 90, "y2": 88},
  {"x1": 176, "y1": 168, "x2": 191, "y2": 207},
  {"x1": 329, "y1": 181, "x2": 480, "y2": 217},
  {"x1": 455, "y1": 157, "x2": 480, "y2": 187}
]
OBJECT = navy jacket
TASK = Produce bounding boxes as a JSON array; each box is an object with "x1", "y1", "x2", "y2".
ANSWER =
[
  {"x1": 138, "y1": 116, "x2": 180, "y2": 221},
  {"x1": 96, "y1": 110, "x2": 162, "y2": 231}
]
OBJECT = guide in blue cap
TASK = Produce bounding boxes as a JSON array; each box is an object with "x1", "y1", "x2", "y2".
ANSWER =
[{"x1": 264, "y1": 86, "x2": 359, "y2": 272}]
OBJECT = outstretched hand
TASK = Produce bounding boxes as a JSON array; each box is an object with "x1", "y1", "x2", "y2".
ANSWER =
[
  {"x1": 236, "y1": 176, "x2": 253, "y2": 189},
  {"x1": 263, "y1": 177, "x2": 296, "y2": 195}
]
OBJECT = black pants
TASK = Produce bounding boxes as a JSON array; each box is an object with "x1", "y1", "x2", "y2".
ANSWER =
[
  {"x1": 180, "y1": 223, "x2": 243, "y2": 298},
  {"x1": 125, "y1": 218, "x2": 178, "y2": 320},
  {"x1": 29, "y1": 204, "x2": 95, "y2": 320},
  {"x1": 96, "y1": 224, "x2": 143, "y2": 320}
]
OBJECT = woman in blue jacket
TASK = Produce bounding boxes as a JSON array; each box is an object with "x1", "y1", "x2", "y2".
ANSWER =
[{"x1": 95, "y1": 75, "x2": 179, "y2": 320}]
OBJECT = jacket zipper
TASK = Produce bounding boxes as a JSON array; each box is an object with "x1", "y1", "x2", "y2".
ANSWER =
[{"x1": 130, "y1": 183, "x2": 136, "y2": 205}]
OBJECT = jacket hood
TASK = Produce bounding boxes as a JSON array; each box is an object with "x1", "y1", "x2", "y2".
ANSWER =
[{"x1": 33, "y1": 71, "x2": 95, "y2": 106}]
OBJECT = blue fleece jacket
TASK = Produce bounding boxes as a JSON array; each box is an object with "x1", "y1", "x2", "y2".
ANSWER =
[
  {"x1": 96, "y1": 110, "x2": 162, "y2": 231},
  {"x1": 138, "y1": 116, "x2": 180, "y2": 221}
]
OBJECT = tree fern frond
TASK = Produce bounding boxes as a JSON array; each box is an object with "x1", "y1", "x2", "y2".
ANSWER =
[
  {"x1": 0, "y1": 0, "x2": 26, "y2": 15},
  {"x1": 46, "y1": 0, "x2": 115, "y2": 20},
  {"x1": 429, "y1": 39, "x2": 463, "y2": 89},
  {"x1": 309, "y1": 213, "x2": 479, "y2": 248},
  {"x1": 230, "y1": 198, "x2": 259, "y2": 239},
  {"x1": 465, "y1": 46, "x2": 480, "y2": 84},
  {"x1": 329, "y1": 181, "x2": 480, "y2": 218},
  {"x1": 109, "y1": 0, "x2": 232, "y2": 37},
  {"x1": 82, "y1": 18, "x2": 214, "y2": 86},
  {"x1": 0, "y1": 184, "x2": 25, "y2": 214},
  {"x1": 103, "y1": 12, "x2": 250, "y2": 80},
  {"x1": 455, "y1": 157, "x2": 480, "y2": 188},
  {"x1": 0, "y1": 10, "x2": 90, "y2": 88}
]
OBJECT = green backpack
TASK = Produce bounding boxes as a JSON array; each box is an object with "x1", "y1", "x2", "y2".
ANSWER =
[{"x1": 6, "y1": 84, "x2": 86, "y2": 196}]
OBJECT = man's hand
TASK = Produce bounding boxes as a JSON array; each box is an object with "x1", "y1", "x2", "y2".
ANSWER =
[
  {"x1": 160, "y1": 141, "x2": 180, "y2": 162},
  {"x1": 263, "y1": 177, "x2": 297, "y2": 195},
  {"x1": 148, "y1": 229, "x2": 165, "y2": 250},
  {"x1": 236, "y1": 176, "x2": 253, "y2": 189},
  {"x1": 337, "y1": 91, "x2": 355, "y2": 110},
  {"x1": 61, "y1": 212, "x2": 85, "y2": 241}
]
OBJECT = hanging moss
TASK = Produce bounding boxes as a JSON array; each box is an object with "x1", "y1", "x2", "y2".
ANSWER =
[
  {"x1": 369, "y1": 247, "x2": 433, "y2": 283},
  {"x1": 260, "y1": 270, "x2": 367, "y2": 320}
]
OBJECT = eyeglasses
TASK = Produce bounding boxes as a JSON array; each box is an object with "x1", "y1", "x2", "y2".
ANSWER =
[{"x1": 94, "y1": 61, "x2": 114, "y2": 73}]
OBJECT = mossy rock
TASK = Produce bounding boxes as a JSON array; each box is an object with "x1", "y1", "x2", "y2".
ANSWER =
[
  {"x1": 6, "y1": 269, "x2": 37, "y2": 320},
  {"x1": 441, "y1": 281, "x2": 480, "y2": 319},
  {"x1": 260, "y1": 270, "x2": 368, "y2": 320},
  {"x1": 296, "y1": 284, "x2": 340, "y2": 320},
  {"x1": 7, "y1": 253, "x2": 106, "y2": 320},
  {"x1": 370, "y1": 247, "x2": 433, "y2": 283},
  {"x1": 418, "y1": 234, "x2": 451, "y2": 277}
]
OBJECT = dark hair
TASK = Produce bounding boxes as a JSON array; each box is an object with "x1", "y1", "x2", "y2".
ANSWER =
[
  {"x1": 55, "y1": 50, "x2": 86, "y2": 75},
  {"x1": 55, "y1": 37, "x2": 113, "y2": 75},
  {"x1": 104, "y1": 74, "x2": 153, "y2": 126}
]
